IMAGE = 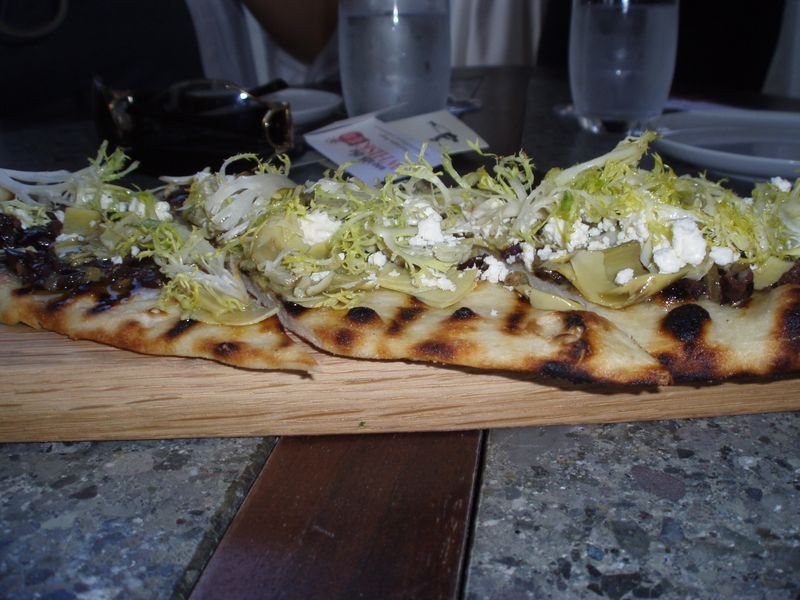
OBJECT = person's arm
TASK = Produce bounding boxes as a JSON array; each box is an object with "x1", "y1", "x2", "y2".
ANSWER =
[{"x1": 242, "y1": 0, "x2": 338, "y2": 64}]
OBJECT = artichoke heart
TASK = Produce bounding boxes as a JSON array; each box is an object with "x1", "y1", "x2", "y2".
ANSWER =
[
  {"x1": 251, "y1": 214, "x2": 325, "y2": 263},
  {"x1": 520, "y1": 285, "x2": 583, "y2": 311},
  {"x1": 753, "y1": 256, "x2": 796, "y2": 289},
  {"x1": 62, "y1": 206, "x2": 102, "y2": 236},
  {"x1": 546, "y1": 242, "x2": 685, "y2": 308},
  {"x1": 378, "y1": 267, "x2": 478, "y2": 309}
]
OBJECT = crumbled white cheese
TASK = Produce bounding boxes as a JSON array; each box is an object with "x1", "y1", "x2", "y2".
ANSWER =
[
  {"x1": 127, "y1": 198, "x2": 146, "y2": 217},
  {"x1": 367, "y1": 251, "x2": 388, "y2": 267},
  {"x1": 587, "y1": 235, "x2": 613, "y2": 251},
  {"x1": 653, "y1": 246, "x2": 683, "y2": 274},
  {"x1": 403, "y1": 198, "x2": 436, "y2": 225},
  {"x1": 99, "y1": 193, "x2": 114, "y2": 210},
  {"x1": 300, "y1": 211, "x2": 340, "y2": 245},
  {"x1": 409, "y1": 212, "x2": 445, "y2": 246},
  {"x1": 617, "y1": 212, "x2": 650, "y2": 245},
  {"x1": 520, "y1": 242, "x2": 536, "y2": 271},
  {"x1": 540, "y1": 217, "x2": 617, "y2": 254},
  {"x1": 490, "y1": 309, "x2": 499, "y2": 317},
  {"x1": 537, "y1": 245, "x2": 566, "y2": 262},
  {"x1": 479, "y1": 255, "x2": 509, "y2": 284},
  {"x1": 566, "y1": 221, "x2": 590, "y2": 252},
  {"x1": 614, "y1": 268, "x2": 634, "y2": 285},
  {"x1": 709, "y1": 245, "x2": 736, "y2": 266},
  {"x1": 671, "y1": 219, "x2": 707, "y2": 265},
  {"x1": 541, "y1": 218, "x2": 567, "y2": 246},
  {"x1": 653, "y1": 219, "x2": 707, "y2": 274},
  {"x1": 420, "y1": 273, "x2": 456, "y2": 291},
  {"x1": 54, "y1": 210, "x2": 65, "y2": 222},
  {"x1": 154, "y1": 201, "x2": 172, "y2": 221},
  {"x1": 110, "y1": 255, "x2": 123, "y2": 264},
  {"x1": 771, "y1": 176, "x2": 792, "y2": 192},
  {"x1": 588, "y1": 218, "x2": 616, "y2": 237},
  {"x1": 130, "y1": 245, "x2": 140, "y2": 257}
]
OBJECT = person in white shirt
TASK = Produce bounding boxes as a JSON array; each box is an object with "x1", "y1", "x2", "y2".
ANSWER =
[{"x1": 184, "y1": 0, "x2": 339, "y2": 88}]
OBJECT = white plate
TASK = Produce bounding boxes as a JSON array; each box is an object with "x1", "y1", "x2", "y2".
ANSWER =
[
  {"x1": 262, "y1": 88, "x2": 342, "y2": 127},
  {"x1": 648, "y1": 109, "x2": 800, "y2": 180}
]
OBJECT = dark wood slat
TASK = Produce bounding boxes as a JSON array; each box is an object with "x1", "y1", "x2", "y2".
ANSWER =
[{"x1": 189, "y1": 431, "x2": 483, "y2": 600}]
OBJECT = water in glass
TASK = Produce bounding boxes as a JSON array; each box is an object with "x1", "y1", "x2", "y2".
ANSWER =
[
  {"x1": 339, "y1": 1, "x2": 451, "y2": 120},
  {"x1": 569, "y1": 0, "x2": 679, "y2": 127}
]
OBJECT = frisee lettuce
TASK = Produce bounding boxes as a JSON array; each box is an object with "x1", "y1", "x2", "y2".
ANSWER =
[
  {"x1": 0, "y1": 145, "x2": 274, "y2": 325},
  {"x1": 3, "y1": 135, "x2": 799, "y2": 315}
]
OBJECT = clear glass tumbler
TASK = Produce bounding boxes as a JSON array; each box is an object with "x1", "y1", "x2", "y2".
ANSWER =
[
  {"x1": 338, "y1": 0, "x2": 451, "y2": 120},
  {"x1": 568, "y1": 0, "x2": 679, "y2": 132}
]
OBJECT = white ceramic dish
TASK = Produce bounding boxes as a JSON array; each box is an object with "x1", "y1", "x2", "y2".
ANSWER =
[
  {"x1": 262, "y1": 88, "x2": 342, "y2": 127},
  {"x1": 648, "y1": 109, "x2": 800, "y2": 180}
]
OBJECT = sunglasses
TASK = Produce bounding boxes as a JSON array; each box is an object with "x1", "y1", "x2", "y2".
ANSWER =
[{"x1": 93, "y1": 77, "x2": 294, "y2": 174}]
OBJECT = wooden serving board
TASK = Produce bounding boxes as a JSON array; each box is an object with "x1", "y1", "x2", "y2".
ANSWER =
[{"x1": 2, "y1": 324, "x2": 799, "y2": 442}]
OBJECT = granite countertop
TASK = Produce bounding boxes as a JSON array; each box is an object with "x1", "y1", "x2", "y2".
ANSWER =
[
  {"x1": 2, "y1": 413, "x2": 798, "y2": 599},
  {"x1": 466, "y1": 413, "x2": 800, "y2": 599},
  {"x1": 0, "y1": 438, "x2": 274, "y2": 599}
]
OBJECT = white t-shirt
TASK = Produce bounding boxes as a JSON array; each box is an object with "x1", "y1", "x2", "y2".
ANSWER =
[{"x1": 184, "y1": 0, "x2": 339, "y2": 88}]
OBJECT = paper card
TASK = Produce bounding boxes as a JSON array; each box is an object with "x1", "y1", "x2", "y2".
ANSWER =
[
  {"x1": 387, "y1": 110, "x2": 488, "y2": 155},
  {"x1": 304, "y1": 116, "x2": 431, "y2": 183},
  {"x1": 303, "y1": 110, "x2": 488, "y2": 184}
]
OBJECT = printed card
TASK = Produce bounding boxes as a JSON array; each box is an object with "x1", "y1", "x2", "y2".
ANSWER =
[{"x1": 304, "y1": 110, "x2": 488, "y2": 183}]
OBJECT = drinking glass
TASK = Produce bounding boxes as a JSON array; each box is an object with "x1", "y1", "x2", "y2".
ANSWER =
[
  {"x1": 338, "y1": 0, "x2": 451, "y2": 120},
  {"x1": 568, "y1": 0, "x2": 679, "y2": 133}
]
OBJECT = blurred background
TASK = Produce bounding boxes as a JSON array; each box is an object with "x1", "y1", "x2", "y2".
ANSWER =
[{"x1": 0, "y1": 0, "x2": 795, "y2": 127}]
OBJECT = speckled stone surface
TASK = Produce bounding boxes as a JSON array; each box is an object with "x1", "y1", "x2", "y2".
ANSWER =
[
  {"x1": 0, "y1": 437, "x2": 274, "y2": 599},
  {"x1": 465, "y1": 413, "x2": 800, "y2": 599}
]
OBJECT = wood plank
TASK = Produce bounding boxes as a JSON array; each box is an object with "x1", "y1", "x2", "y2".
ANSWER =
[
  {"x1": 2, "y1": 325, "x2": 800, "y2": 442},
  {"x1": 188, "y1": 431, "x2": 483, "y2": 600}
]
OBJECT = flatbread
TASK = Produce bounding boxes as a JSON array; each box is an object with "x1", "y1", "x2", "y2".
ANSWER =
[
  {"x1": 596, "y1": 284, "x2": 800, "y2": 382},
  {"x1": 0, "y1": 269, "x2": 315, "y2": 372},
  {"x1": 277, "y1": 281, "x2": 800, "y2": 385},
  {"x1": 4, "y1": 137, "x2": 800, "y2": 387},
  {"x1": 277, "y1": 281, "x2": 672, "y2": 385}
]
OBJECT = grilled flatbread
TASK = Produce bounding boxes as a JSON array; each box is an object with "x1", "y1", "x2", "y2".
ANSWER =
[
  {"x1": 596, "y1": 284, "x2": 800, "y2": 382},
  {"x1": 0, "y1": 269, "x2": 315, "y2": 371},
  {"x1": 277, "y1": 281, "x2": 670, "y2": 385},
  {"x1": 0, "y1": 148, "x2": 315, "y2": 372},
  {"x1": 4, "y1": 135, "x2": 800, "y2": 386},
  {"x1": 276, "y1": 281, "x2": 800, "y2": 385}
]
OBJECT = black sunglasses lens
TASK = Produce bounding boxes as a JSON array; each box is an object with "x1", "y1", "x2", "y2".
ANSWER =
[
  {"x1": 166, "y1": 81, "x2": 250, "y2": 113},
  {"x1": 94, "y1": 79, "x2": 295, "y2": 172},
  {"x1": 263, "y1": 105, "x2": 293, "y2": 151}
]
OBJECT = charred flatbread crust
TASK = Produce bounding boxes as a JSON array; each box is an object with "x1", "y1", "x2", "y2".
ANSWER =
[
  {"x1": 277, "y1": 281, "x2": 671, "y2": 385},
  {"x1": 596, "y1": 284, "x2": 800, "y2": 382},
  {"x1": 0, "y1": 270, "x2": 316, "y2": 372}
]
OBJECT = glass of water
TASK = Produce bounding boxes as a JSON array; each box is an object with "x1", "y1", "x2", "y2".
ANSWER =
[
  {"x1": 338, "y1": 0, "x2": 451, "y2": 120},
  {"x1": 568, "y1": 0, "x2": 679, "y2": 133}
]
